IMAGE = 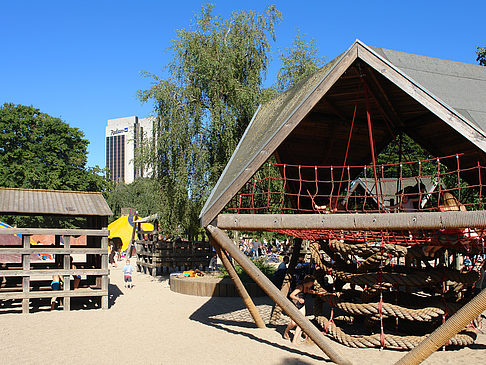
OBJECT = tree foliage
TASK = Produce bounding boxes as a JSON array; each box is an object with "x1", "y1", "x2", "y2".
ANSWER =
[
  {"x1": 0, "y1": 103, "x2": 107, "y2": 192},
  {"x1": 139, "y1": 4, "x2": 281, "y2": 239},
  {"x1": 477, "y1": 45, "x2": 486, "y2": 66},
  {"x1": 275, "y1": 30, "x2": 325, "y2": 93},
  {"x1": 0, "y1": 103, "x2": 109, "y2": 227},
  {"x1": 105, "y1": 178, "x2": 160, "y2": 223}
]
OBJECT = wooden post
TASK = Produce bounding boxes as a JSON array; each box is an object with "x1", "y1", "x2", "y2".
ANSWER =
[
  {"x1": 63, "y1": 236, "x2": 71, "y2": 311},
  {"x1": 101, "y1": 235, "x2": 109, "y2": 309},
  {"x1": 269, "y1": 238, "x2": 302, "y2": 324},
  {"x1": 207, "y1": 225, "x2": 353, "y2": 365},
  {"x1": 211, "y1": 238, "x2": 266, "y2": 329},
  {"x1": 22, "y1": 235, "x2": 30, "y2": 314},
  {"x1": 395, "y1": 287, "x2": 486, "y2": 365},
  {"x1": 127, "y1": 220, "x2": 138, "y2": 258}
]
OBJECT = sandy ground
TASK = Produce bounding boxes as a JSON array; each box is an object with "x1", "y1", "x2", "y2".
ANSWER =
[{"x1": 1, "y1": 259, "x2": 486, "y2": 365}]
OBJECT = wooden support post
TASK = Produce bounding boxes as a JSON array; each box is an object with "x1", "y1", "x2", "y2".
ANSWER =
[
  {"x1": 22, "y1": 235, "x2": 30, "y2": 314},
  {"x1": 269, "y1": 238, "x2": 302, "y2": 324},
  {"x1": 395, "y1": 287, "x2": 486, "y2": 365},
  {"x1": 63, "y1": 236, "x2": 71, "y2": 311},
  {"x1": 207, "y1": 225, "x2": 353, "y2": 365},
  {"x1": 211, "y1": 238, "x2": 266, "y2": 329},
  {"x1": 127, "y1": 221, "x2": 137, "y2": 258},
  {"x1": 101, "y1": 235, "x2": 109, "y2": 309}
]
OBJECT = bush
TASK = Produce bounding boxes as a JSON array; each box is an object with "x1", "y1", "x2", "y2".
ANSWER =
[{"x1": 219, "y1": 257, "x2": 276, "y2": 283}]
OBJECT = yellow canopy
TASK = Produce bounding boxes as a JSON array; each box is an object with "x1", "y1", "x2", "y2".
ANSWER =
[{"x1": 108, "y1": 214, "x2": 154, "y2": 253}]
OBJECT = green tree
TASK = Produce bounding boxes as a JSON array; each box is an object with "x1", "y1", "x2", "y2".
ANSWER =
[
  {"x1": 0, "y1": 103, "x2": 109, "y2": 226},
  {"x1": 275, "y1": 30, "x2": 325, "y2": 93},
  {"x1": 0, "y1": 103, "x2": 107, "y2": 192},
  {"x1": 105, "y1": 178, "x2": 160, "y2": 223},
  {"x1": 477, "y1": 45, "x2": 486, "y2": 66},
  {"x1": 139, "y1": 3, "x2": 281, "y2": 239}
]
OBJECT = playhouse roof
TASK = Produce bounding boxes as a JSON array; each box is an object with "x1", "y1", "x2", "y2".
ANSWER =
[
  {"x1": 0, "y1": 187, "x2": 113, "y2": 217},
  {"x1": 200, "y1": 40, "x2": 486, "y2": 227}
]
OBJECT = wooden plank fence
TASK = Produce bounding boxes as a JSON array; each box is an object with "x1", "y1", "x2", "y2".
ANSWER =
[{"x1": 0, "y1": 228, "x2": 109, "y2": 314}]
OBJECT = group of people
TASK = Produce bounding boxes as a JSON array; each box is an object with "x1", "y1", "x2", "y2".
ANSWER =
[{"x1": 238, "y1": 237, "x2": 291, "y2": 258}]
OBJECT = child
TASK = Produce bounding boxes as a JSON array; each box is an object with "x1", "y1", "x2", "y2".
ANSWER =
[
  {"x1": 122, "y1": 259, "x2": 134, "y2": 288},
  {"x1": 51, "y1": 274, "x2": 63, "y2": 310},
  {"x1": 283, "y1": 275, "x2": 316, "y2": 344}
]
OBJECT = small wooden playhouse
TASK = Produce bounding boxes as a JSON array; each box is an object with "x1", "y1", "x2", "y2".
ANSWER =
[{"x1": 0, "y1": 188, "x2": 112, "y2": 313}]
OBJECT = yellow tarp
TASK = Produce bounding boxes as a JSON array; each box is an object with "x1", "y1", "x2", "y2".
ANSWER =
[{"x1": 108, "y1": 215, "x2": 154, "y2": 253}]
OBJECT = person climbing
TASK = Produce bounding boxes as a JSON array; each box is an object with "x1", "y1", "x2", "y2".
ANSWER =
[{"x1": 283, "y1": 275, "x2": 317, "y2": 344}]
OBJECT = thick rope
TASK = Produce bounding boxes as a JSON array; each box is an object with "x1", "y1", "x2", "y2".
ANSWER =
[
  {"x1": 316, "y1": 316, "x2": 477, "y2": 350},
  {"x1": 329, "y1": 266, "x2": 479, "y2": 287},
  {"x1": 317, "y1": 292, "x2": 445, "y2": 322},
  {"x1": 329, "y1": 240, "x2": 408, "y2": 258}
]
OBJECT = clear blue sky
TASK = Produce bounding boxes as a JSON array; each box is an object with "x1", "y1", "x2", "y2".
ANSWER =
[{"x1": 1, "y1": 0, "x2": 484, "y2": 168}]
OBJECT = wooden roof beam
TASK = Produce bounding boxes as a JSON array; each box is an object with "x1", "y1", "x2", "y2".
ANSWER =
[
  {"x1": 321, "y1": 97, "x2": 351, "y2": 123},
  {"x1": 363, "y1": 70, "x2": 405, "y2": 132}
]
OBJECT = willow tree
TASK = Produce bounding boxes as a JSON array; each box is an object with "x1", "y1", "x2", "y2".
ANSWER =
[
  {"x1": 478, "y1": 45, "x2": 486, "y2": 66},
  {"x1": 139, "y1": 4, "x2": 281, "y2": 239},
  {"x1": 275, "y1": 30, "x2": 325, "y2": 93}
]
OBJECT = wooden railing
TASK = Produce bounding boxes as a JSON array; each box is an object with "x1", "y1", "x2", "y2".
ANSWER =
[{"x1": 0, "y1": 228, "x2": 109, "y2": 314}]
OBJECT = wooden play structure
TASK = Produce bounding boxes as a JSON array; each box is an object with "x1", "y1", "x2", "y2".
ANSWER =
[
  {"x1": 200, "y1": 40, "x2": 486, "y2": 365},
  {"x1": 0, "y1": 188, "x2": 112, "y2": 314},
  {"x1": 133, "y1": 215, "x2": 212, "y2": 275}
]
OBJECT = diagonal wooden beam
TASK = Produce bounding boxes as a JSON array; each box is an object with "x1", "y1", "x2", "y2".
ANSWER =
[
  {"x1": 365, "y1": 65, "x2": 404, "y2": 129},
  {"x1": 206, "y1": 225, "x2": 353, "y2": 365},
  {"x1": 210, "y1": 238, "x2": 266, "y2": 328},
  {"x1": 395, "y1": 287, "x2": 486, "y2": 365}
]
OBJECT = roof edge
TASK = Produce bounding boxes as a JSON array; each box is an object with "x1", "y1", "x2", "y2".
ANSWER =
[
  {"x1": 199, "y1": 104, "x2": 262, "y2": 220},
  {"x1": 200, "y1": 41, "x2": 361, "y2": 227},
  {"x1": 356, "y1": 41, "x2": 486, "y2": 140}
]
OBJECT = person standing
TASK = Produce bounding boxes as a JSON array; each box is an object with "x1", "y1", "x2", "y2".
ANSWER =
[
  {"x1": 283, "y1": 275, "x2": 316, "y2": 344},
  {"x1": 122, "y1": 259, "x2": 134, "y2": 289}
]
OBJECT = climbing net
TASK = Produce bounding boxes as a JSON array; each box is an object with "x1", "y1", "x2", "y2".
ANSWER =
[{"x1": 226, "y1": 154, "x2": 486, "y2": 247}]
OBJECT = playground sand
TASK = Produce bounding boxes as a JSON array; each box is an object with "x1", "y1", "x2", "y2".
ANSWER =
[{"x1": 1, "y1": 260, "x2": 485, "y2": 365}]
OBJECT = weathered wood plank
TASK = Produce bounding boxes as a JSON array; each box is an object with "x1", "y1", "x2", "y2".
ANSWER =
[
  {"x1": 216, "y1": 211, "x2": 486, "y2": 230},
  {"x1": 0, "y1": 289, "x2": 108, "y2": 300},
  {"x1": 0, "y1": 248, "x2": 107, "y2": 254},
  {"x1": 22, "y1": 276, "x2": 30, "y2": 314},
  {"x1": 0, "y1": 228, "x2": 108, "y2": 236},
  {"x1": 0, "y1": 269, "x2": 109, "y2": 277}
]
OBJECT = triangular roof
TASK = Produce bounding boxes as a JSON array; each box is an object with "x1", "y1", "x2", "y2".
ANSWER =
[{"x1": 200, "y1": 40, "x2": 486, "y2": 227}]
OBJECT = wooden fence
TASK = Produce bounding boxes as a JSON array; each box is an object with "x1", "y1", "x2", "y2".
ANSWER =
[
  {"x1": 136, "y1": 236, "x2": 212, "y2": 276},
  {"x1": 0, "y1": 228, "x2": 109, "y2": 314}
]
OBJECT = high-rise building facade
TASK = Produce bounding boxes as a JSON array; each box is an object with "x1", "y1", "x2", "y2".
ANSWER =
[{"x1": 105, "y1": 116, "x2": 154, "y2": 184}]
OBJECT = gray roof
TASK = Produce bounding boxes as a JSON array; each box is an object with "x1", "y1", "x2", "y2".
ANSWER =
[
  {"x1": 0, "y1": 188, "x2": 113, "y2": 216},
  {"x1": 346, "y1": 177, "x2": 438, "y2": 207},
  {"x1": 200, "y1": 40, "x2": 486, "y2": 227},
  {"x1": 370, "y1": 46, "x2": 486, "y2": 134}
]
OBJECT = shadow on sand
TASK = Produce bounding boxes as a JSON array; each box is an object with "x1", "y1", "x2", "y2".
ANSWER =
[
  {"x1": 189, "y1": 295, "x2": 329, "y2": 363},
  {"x1": 108, "y1": 283, "x2": 124, "y2": 308}
]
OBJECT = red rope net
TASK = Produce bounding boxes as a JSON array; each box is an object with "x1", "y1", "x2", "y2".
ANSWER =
[{"x1": 225, "y1": 154, "x2": 486, "y2": 247}]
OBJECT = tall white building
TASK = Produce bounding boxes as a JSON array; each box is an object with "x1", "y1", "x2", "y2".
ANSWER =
[{"x1": 105, "y1": 116, "x2": 154, "y2": 184}]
